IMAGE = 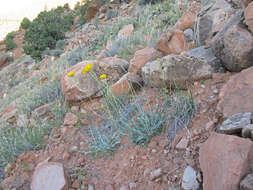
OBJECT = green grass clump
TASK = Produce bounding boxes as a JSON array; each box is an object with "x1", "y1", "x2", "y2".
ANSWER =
[
  {"x1": 0, "y1": 120, "x2": 52, "y2": 166},
  {"x1": 18, "y1": 81, "x2": 62, "y2": 115},
  {"x1": 84, "y1": 79, "x2": 196, "y2": 156}
]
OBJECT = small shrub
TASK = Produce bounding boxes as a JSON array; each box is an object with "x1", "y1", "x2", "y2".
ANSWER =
[
  {"x1": 138, "y1": 0, "x2": 162, "y2": 5},
  {"x1": 56, "y1": 40, "x2": 66, "y2": 50},
  {"x1": 42, "y1": 49, "x2": 63, "y2": 57},
  {"x1": 106, "y1": 10, "x2": 118, "y2": 20},
  {"x1": 5, "y1": 32, "x2": 17, "y2": 51},
  {"x1": 20, "y1": 17, "x2": 31, "y2": 30}
]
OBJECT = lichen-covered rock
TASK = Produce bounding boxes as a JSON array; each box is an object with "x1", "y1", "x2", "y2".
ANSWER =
[{"x1": 142, "y1": 55, "x2": 215, "y2": 89}]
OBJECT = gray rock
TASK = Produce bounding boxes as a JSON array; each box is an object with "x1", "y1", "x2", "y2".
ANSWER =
[
  {"x1": 186, "y1": 46, "x2": 224, "y2": 73},
  {"x1": 150, "y1": 168, "x2": 163, "y2": 181},
  {"x1": 120, "y1": 185, "x2": 129, "y2": 190},
  {"x1": 210, "y1": 9, "x2": 253, "y2": 72},
  {"x1": 182, "y1": 166, "x2": 199, "y2": 190},
  {"x1": 242, "y1": 124, "x2": 253, "y2": 139},
  {"x1": 184, "y1": 29, "x2": 194, "y2": 42},
  {"x1": 194, "y1": 0, "x2": 235, "y2": 46},
  {"x1": 128, "y1": 182, "x2": 136, "y2": 189},
  {"x1": 142, "y1": 55, "x2": 215, "y2": 90},
  {"x1": 218, "y1": 112, "x2": 252, "y2": 134},
  {"x1": 240, "y1": 174, "x2": 253, "y2": 190},
  {"x1": 16, "y1": 114, "x2": 29, "y2": 127},
  {"x1": 31, "y1": 162, "x2": 68, "y2": 190},
  {"x1": 88, "y1": 184, "x2": 95, "y2": 190}
]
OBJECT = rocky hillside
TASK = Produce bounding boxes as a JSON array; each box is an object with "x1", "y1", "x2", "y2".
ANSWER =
[{"x1": 0, "y1": 0, "x2": 253, "y2": 189}]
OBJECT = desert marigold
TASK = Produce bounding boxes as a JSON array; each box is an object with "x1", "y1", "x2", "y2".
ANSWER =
[
  {"x1": 67, "y1": 71, "x2": 75, "y2": 77},
  {"x1": 82, "y1": 63, "x2": 92, "y2": 74},
  {"x1": 99, "y1": 74, "x2": 107, "y2": 79}
]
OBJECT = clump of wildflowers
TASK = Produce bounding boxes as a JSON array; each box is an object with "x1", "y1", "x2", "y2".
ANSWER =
[
  {"x1": 67, "y1": 71, "x2": 75, "y2": 77},
  {"x1": 82, "y1": 63, "x2": 92, "y2": 74},
  {"x1": 100, "y1": 74, "x2": 107, "y2": 79}
]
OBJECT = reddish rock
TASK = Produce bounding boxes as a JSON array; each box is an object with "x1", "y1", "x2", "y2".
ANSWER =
[
  {"x1": 64, "y1": 113, "x2": 78, "y2": 126},
  {"x1": 85, "y1": 0, "x2": 102, "y2": 20},
  {"x1": 118, "y1": 24, "x2": 134, "y2": 38},
  {"x1": 245, "y1": 2, "x2": 253, "y2": 33},
  {"x1": 175, "y1": 136, "x2": 189, "y2": 150},
  {"x1": 156, "y1": 30, "x2": 186, "y2": 55},
  {"x1": 128, "y1": 47, "x2": 162, "y2": 75},
  {"x1": 33, "y1": 103, "x2": 52, "y2": 118},
  {"x1": 0, "y1": 54, "x2": 9, "y2": 70},
  {"x1": 61, "y1": 60, "x2": 100, "y2": 102},
  {"x1": 199, "y1": 132, "x2": 253, "y2": 190},
  {"x1": 174, "y1": 2, "x2": 201, "y2": 31},
  {"x1": 217, "y1": 66, "x2": 253, "y2": 118},
  {"x1": 241, "y1": 0, "x2": 253, "y2": 7},
  {"x1": 62, "y1": 59, "x2": 128, "y2": 102},
  {"x1": 31, "y1": 162, "x2": 68, "y2": 190},
  {"x1": 110, "y1": 72, "x2": 142, "y2": 96},
  {"x1": 0, "y1": 102, "x2": 18, "y2": 123}
]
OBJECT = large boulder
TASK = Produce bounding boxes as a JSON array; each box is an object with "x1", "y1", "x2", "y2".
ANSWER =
[
  {"x1": 31, "y1": 162, "x2": 68, "y2": 190},
  {"x1": 200, "y1": 132, "x2": 253, "y2": 190},
  {"x1": 61, "y1": 58, "x2": 129, "y2": 102},
  {"x1": 141, "y1": 55, "x2": 215, "y2": 89},
  {"x1": 245, "y1": 2, "x2": 253, "y2": 33},
  {"x1": 217, "y1": 66, "x2": 253, "y2": 118},
  {"x1": 156, "y1": 30, "x2": 186, "y2": 55},
  {"x1": 214, "y1": 24, "x2": 253, "y2": 72},
  {"x1": 128, "y1": 47, "x2": 162, "y2": 75},
  {"x1": 186, "y1": 46, "x2": 224, "y2": 73},
  {"x1": 174, "y1": 1, "x2": 201, "y2": 31},
  {"x1": 210, "y1": 9, "x2": 253, "y2": 72},
  {"x1": 194, "y1": 0, "x2": 235, "y2": 46}
]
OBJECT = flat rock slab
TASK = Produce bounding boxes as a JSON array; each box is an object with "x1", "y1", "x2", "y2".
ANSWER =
[
  {"x1": 31, "y1": 162, "x2": 68, "y2": 190},
  {"x1": 142, "y1": 55, "x2": 214, "y2": 89},
  {"x1": 218, "y1": 112, "x2": 252, "y2": 134},
  {"x1": 200, "y1": 132, "x2": 253, "y2": 190}
]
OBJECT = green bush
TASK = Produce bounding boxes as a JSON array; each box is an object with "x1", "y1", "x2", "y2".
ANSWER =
[
  {"x1": 20, "y1": 17, "x2": 31, "y2": 30},
  {"x1": 23, "y1": 6, "x2": 74, "y2": 60},
  {"x1": 5, "y1": 32, "x2": 17, "y2": 51}
]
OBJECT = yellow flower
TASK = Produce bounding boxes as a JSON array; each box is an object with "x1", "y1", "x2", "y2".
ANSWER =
[
  {"x1": 99, "y1": 74, "x2": 107, "y2": 79},
  {"x1": 82, "y1": 63, "x2": 92, "y2": 74},
  {"x1": 156, "y1": 57, "x2": 161, "y2": 61},
  {"x1": 67, "y1": 71, "x2": 75, "y2": 77}
]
